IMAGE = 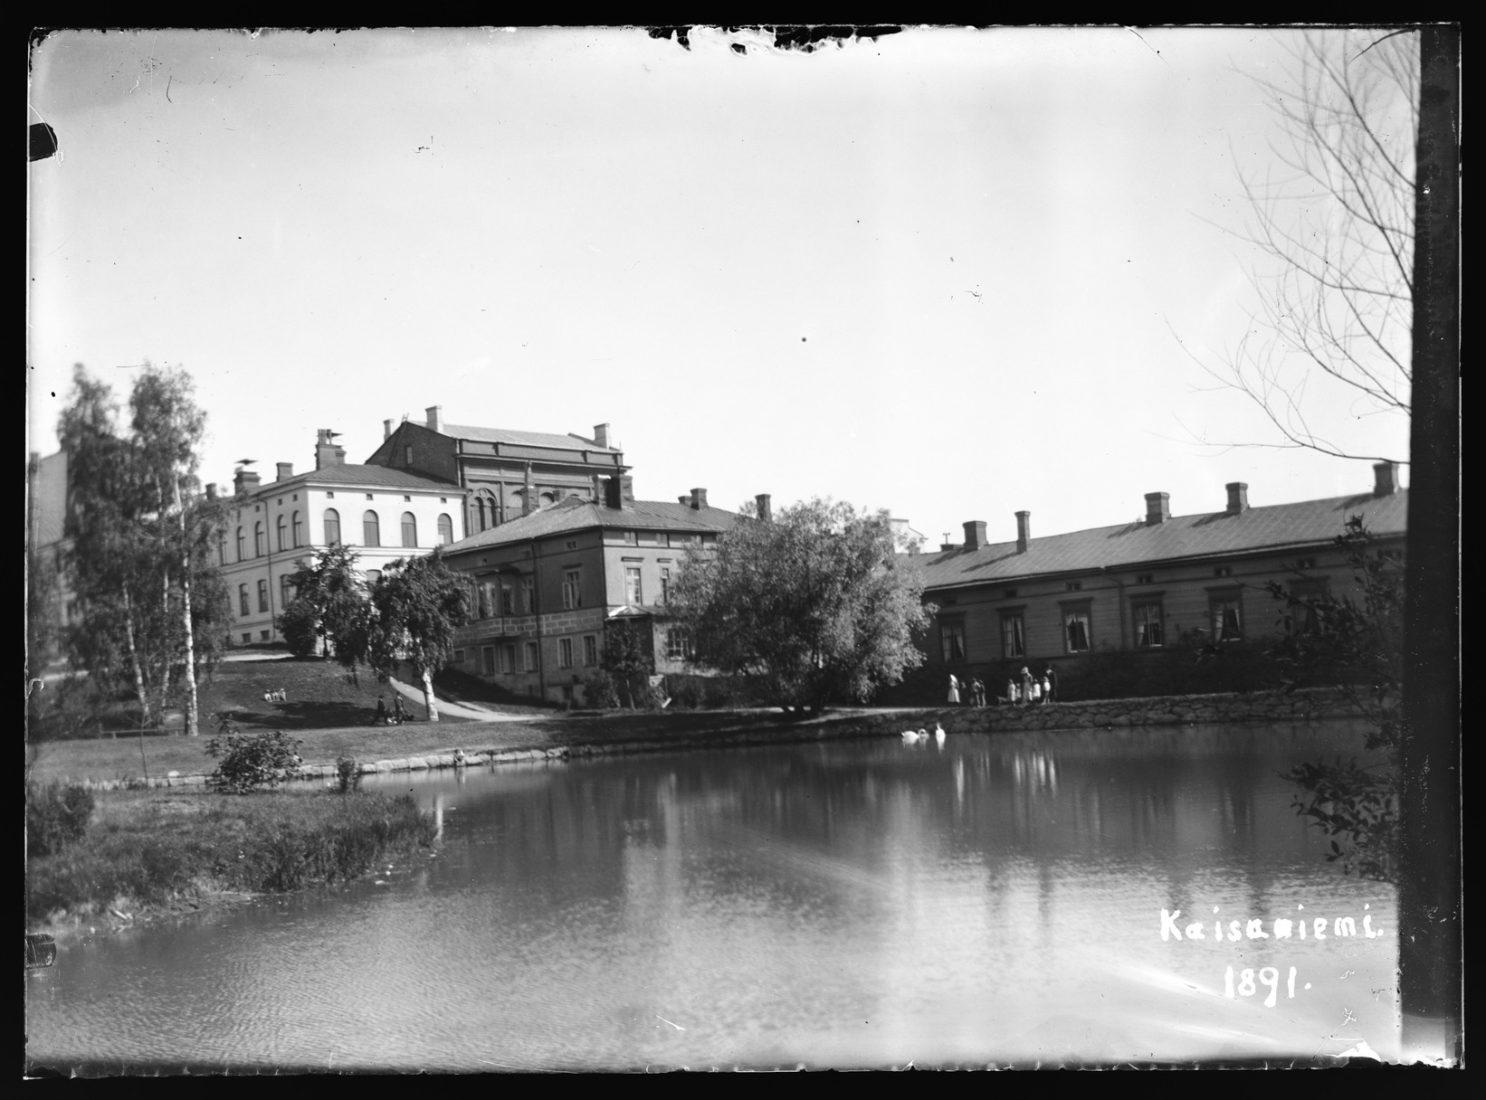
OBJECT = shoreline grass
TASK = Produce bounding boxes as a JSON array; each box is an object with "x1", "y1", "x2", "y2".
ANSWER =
[{"x1": 26, "y1": 787, "x2": 436, "y2": 942}]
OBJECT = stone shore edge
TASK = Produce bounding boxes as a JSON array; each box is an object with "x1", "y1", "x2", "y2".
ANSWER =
[{"x1": 70, "y1": 687, "x2": 1363, "y2": 792}]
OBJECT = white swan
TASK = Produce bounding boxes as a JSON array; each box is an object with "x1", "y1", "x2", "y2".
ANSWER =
[{"x1": 901, "y1": 729, "x2": 919, "y2": 743}]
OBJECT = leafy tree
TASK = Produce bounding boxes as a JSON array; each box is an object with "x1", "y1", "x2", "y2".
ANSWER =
[
  {"x1": 600, "y1": 620, "x2": 655, "y2": 709},
  {"x1": 365, "y1": 549, "x2": 470, "y2": 722},
  {"x1": 1266, "y1": 517, "x2": 1403, "y2": 881},
  {"x1": 205, "y1": 714, "x2": 303, "y2": 794},
  {"x1": 277, "y1": 545, "x2": 372, "y2": 667},
  {"x1": 672, "y1": 498, "x2": 931, "y2": 716},
  {"x1": 55, "y1": 364, "x2": 228, "y2": 735}
]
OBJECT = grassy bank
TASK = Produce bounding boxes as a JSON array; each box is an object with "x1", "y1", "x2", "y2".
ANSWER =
[
  {"x1": 29, "y1": 707, "x2": 925, "y2": 786},
  {"x1": 26, "y1": 787, "x2": 436, "y2": 937}
]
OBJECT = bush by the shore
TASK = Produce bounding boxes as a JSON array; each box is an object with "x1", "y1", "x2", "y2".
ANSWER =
[{"x1": 26, "y1": 788, "x2": 436, "y2": 925}]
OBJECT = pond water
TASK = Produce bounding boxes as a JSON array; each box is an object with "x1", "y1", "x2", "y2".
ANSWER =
[{"x1": 25, "y1": 720, "x2": 1399, "y2": 1072}]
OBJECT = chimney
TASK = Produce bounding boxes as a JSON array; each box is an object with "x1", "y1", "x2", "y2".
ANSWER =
[
  {"x1": 1144, "y1": 492, "x2": 1170, "y2": 525},
  {"x1": 679, "y1": 495, "x2": 691, "y2": 505},
  {"x1": 620, "y1": 475, "x2": 635, "y2": 503},
  {"x1": 1373, "y1": 461, "x2": 1399, "y2": 496},
  {"x1": 314, "y1": 429, "x2": 346, "y2": 470},
  {"x1": 593, "y1": 423, "x2": 611, "y2": 449},
  {"x1": 426, "y1": 405, "x2": 444, "y2": 434},
  {"x1": 522, "y1": 463, "x2": 534, "y2": 516},
  {"x1": 755, "y1": 493, "x2": 772, "y2": 523},
  {"x1": 205, "y1": 482, "x2": 217, "y2": 501},
  {"x1": 1225, "y1": 482, "x2": 1249, "y2": 515},
  {"x1": 963, "y1": 520, "x2": 987, "y2": 551},
  {"x1": 276, "y1": 462, "x2": 293, "y2": 482},
  {"x1": 383, "y1": 418, "x2": 394, "y2": 440},
  {"x1": 604, "y1": 474, "x2": 623, "y2": 510},
  {"x1": 690, "y1": 488, "x2": 708, "y2": 510},
  {"x1": 233, "y1": 467, "x2": 261, "y2": 496},
  {"x1": 1015, "y1": 511, "x2": 1031, "y2": 554}
]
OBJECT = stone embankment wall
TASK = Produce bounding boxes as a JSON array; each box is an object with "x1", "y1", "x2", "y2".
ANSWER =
[{"x1": 74, "y1": 688, "x2": 1364, "y2": 791}]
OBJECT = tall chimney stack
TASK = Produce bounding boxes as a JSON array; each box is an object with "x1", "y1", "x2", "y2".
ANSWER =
[
  {"x1": 755, "y1": 493, "x2": 772, "y2": 523},
  {"x1": 426, "y1": 406, "x2": 444, "y2": 434},
  {"x1": 963, "y1": 520, "x2": 987, "y2": 551},
  {"x1": 233, "y1": 467, "x2": 261, "y2": 496},
  {"x1": 691, "y1": 488, "x2": 707, "y2": 510},
  {"x1": 1015, "y1": 511, "x2": 1031, "y2": 554},
  {"x1": 205, "y1": 482, "x2": 217, "y2": 501},
  {"x1": 383, "y1": 418, "x2": 394, "y2": 440},
  {"x1": 593, "y1": 423, "x2": 611, "y2": 449},
  {"x1": 604, "y1": 474, "x2": 623, "y2": 510},
  {"x1": 1144, "y1": 492, "x2": 1171, "y2": 525},
  {"x1": 1373, "y1": 461, "x2": 1400, "y2": 496},
  {"x1": 314, "y1": 429, "x2": 346, "y2": 470},
  {"x1": 276, "y1": 462, "x2": 294, "y2": 482},
  {"x1": 1225, "y1": 482, "x2": 1249, "y2": 515},
  {"x1": 522, "y1": 463, "x2": 535, "y2": 516}
]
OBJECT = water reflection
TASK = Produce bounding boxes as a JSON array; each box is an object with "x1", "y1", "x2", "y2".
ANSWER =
[{"x1": 26, "y1": 721, "x2": 1398, "y2": 1071}]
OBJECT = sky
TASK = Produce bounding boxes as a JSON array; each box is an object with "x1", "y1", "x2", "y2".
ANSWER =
[{"x1": 27, "y1": 26, "x2": 1415, "y2": 547}]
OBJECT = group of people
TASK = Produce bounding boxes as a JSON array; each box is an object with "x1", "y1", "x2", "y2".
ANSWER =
[
  {"x1": 947, "y1": 666, "x2": 1058, "y2": 707},
  {"x1": 372, "y1": 694, "x2": 409, "y2": 726}
]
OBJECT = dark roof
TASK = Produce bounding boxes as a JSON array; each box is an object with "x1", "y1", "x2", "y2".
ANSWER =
[
  {"x1": 445, "y1": 496, "x2": 738, "y2": 552},
  {"x1": 440, "y1": 423, "x2": 619, "y2": 453},
  {"x1": 909, "y1": 490, "x2": 1409, "y2": 591},
  {"x1": 246, "y1": 464, "x2": 462, "y2": 496}
]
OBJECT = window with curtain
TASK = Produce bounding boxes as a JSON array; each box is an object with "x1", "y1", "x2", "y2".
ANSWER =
[
  {"x1": 1210, "y1": 593, "x2": 1243, "y2": 642},
  {"x1": 940, "y1": 618, "x2": 966, "y2": 662},
  {"x1": 437, "y1": 513, "x2": 453, "y2": 545},
  {"x1": 363, "y1": 510, "x2": 380, "y2": 547},
  {"x1": 1133, "y1": 599, "x2": 1165, "y2": 648},
  {"x1": 1000, "y1": 611, "x2": 1026, "y2": 658},
  {"x1": 401, "y1": 512, "x2": 417, "y2": 547},
  {"x1": 323, "y1": 508, "x2": 341, "y2": 545},
  {"x1": 1062, "y1": 605, "x2": 1092, "y2": 653}
]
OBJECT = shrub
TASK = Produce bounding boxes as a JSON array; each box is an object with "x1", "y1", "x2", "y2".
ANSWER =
[
  {"x1": 206, "y1": 715, "x2": 303, "y2": 794},
  {"x1": 336, "y1": 756, "x2": 363, "y2": 794},
  {"x1": 581, "y1": 668, "x2": 620, "y2": 709},
  {"x1": 26, "y1": 781, "x2": 95, "y2": 858},
  {"x1": 276, "y1": 598, "x2": 322, "y2": 659}
]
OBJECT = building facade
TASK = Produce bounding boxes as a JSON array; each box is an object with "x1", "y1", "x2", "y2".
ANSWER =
[
  {"x1": 441, "y1": 478, "x2": 753, "y2": 706},
  {"x1": 364, "y1": 406, "x2": 629, "y2": 539},
  {"x1": 910, "y1": 462, "x2": 1408, "y2": 681},
  {"x1": 215, "y1": 430, "x2": 467, "y2": 646}
]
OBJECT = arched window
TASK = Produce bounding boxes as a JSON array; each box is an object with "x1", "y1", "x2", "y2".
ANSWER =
[
  {"x1": 291, "y1": 511, "x2": 303, "y2": 547},
  {"x1": 437, "y1": 513, "x2": 453, "y2": 545},
  {"x1": 277, "y1": 515, "x2": 287, "y2": 551},
  {"x1": 363, "y1": 510, "x2": 381, "y2": 547},
  {"x1": 323, "y1": 508, "x2": 341, "y2": 545},
  {"x1": 476, "y1": 498, "x2": 487, "y2": 532},
  {"x1": 401, "y1": 512, "x2": 418, "y2": 548},
  {"x1": 540, "y1": 491, "x2": 557, "y2": 507},
  {"x1": 236, "y1": 526, "x2": 245, "y2": 561},
  {"x1": 254, "y1": 521, "x2": 265, "y2": 557},
  {"x1": 218, "y1": 534, "x2": 227, "y2": 566}
]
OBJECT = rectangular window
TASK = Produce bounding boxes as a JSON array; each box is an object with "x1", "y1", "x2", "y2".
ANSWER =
[
  {"x1": 454, "y1": 649, "x2": 466, "y2": 665},
  {"x1": 558, "y1": 638, "x2": 574, "y2": 669},
  {"x1": 1133, "y1": 599, "x2": 1164, "y2": 648},
  {"x1": 258, "y1": 579, "x2": 270, "y2": 613},
  {"x1": 500, "y1": 582, "x2": 515, "y2": 616},
  {"x1": 1066, "y1": 580, "x2": 1082, "y2": 592},
  {"x1": 1136, "y1": 573, "x2": 1154, "y2": 585},
  {"x1": 660, "y1": 567, "x2": 671, "y2": 605},
  {"x1": 666, "y1": 627, "x2": 693, "y2": 661},
  {"x1": 621, "y1": 530, "x2": 638, "y2": 545},
  {"x1": 1210, "y1": 592, "x2": 1244, "y2": 641},
  {"x1": 625, "y1": 566, "x2": 643, "y2": 605},
  {"x1": 1286, "y1": 579, "x2": 1329, "y2": 635},
  {"x1": 1214, "y1": 566, "x2": 1233, "y2": 578},
  {"x1": 239, "y1": 584, "x2": 250, "y2": 617},
  {"x1": 521, "y1": 577, "x2": 533, "y2": 614},
  {"x1": 1000, "y1": 611, "x2": 1026, "y2": 658},
  {"x1": 481, "y1": 646, "x2": 495, "y2": 676},
  {"x1": 939, "y1": 618, "x2": 966, "y2": 662},
  {"x1": 502, "y1": 643, "x2": 517, "y2": 674},
  {"x1": 1062, "y1": 604, "x2": 1092, "y2": 653},
  {"x1": 583, "y1": 635, "x2": 598, "y2": 666},
  {"x1": 525, "y1": 642, "x2": 539, "y2": 672},
  {"x1": 562, "y1": 568, "x2": 582, "y2": 610},
  {"x1": 280, "y1": 575, "x2": 294, "y2": 610}
]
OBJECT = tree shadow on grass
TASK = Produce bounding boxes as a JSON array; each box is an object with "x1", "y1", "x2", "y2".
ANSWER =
[{"x1": 225, "y1": 701, "x2": 379, "y2": 730}]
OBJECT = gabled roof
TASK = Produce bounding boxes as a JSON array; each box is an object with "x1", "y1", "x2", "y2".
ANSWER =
[
  {"x1": 445, "y1": 496, "x2": 738, "y2": 552},
  {"x1": 909, "y1": 490, "x2": 1409, "y2": 591},
  {"x1": 246, "y1": 464, "x2": 462, "y2": 496},
  {"x1": 440, "y1": 423, "x2": 619, "y2": 453}
]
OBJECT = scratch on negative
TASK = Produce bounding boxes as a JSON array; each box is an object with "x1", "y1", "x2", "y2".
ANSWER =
[{"x1": 657, "y1": 1014, "x2": 686, "y2": 1031}]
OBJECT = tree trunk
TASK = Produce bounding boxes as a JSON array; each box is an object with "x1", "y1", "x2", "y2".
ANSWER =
[
  {"x1": 421, "y1": 666, "x2": 440, "y2": 722},
  {"x1": 176, "y1": 477, "x2": 200, "y2": 736},
  {"x1": 120, "y1": 589, "x2": 154, "y2": 729}
]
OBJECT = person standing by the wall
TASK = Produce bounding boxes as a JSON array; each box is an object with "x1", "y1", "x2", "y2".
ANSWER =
[
  {"x1": 1020, "y1": 666, "x2": 1034, "y2": 705},
  {"x1": 1044, "y1": 665, "x2": 1059, "y2": 704},
  {"x1": 947, "y1": 673, "x2": 961, "y2": 706}
]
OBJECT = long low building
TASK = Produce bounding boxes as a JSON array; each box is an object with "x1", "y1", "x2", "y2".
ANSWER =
[{"x1": 907, "y1": 462, "x2": 1407, "y2": 688}]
